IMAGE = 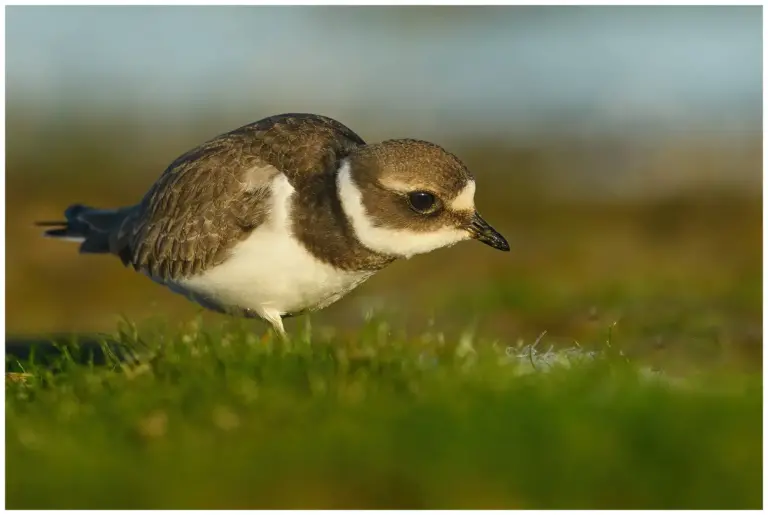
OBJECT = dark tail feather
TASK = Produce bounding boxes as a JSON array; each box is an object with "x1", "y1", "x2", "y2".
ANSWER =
[
  {"x1": 36, "y1": 204, "x2": 128, "y2": 254},
  {"x1": 36, "y1": 224, "x2": 78, "y2": 240}
]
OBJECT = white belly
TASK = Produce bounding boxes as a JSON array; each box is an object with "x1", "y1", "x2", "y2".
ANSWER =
[{"x1": 174, "y1": 174, "x2": 372, "y2": 319}]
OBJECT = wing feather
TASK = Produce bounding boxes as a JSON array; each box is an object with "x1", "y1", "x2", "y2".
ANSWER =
[{"x1": 113, "y1": 113, "x2": 365, "y2": 281}]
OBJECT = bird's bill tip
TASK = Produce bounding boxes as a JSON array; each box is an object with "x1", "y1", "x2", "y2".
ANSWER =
[{"x1": 467, "y1": 212, "x2": 509, "y2": 252}]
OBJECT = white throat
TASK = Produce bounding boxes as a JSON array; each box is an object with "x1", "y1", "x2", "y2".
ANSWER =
[{"x1": 336, "y1": 159, "x2": 470, "y2": 258}]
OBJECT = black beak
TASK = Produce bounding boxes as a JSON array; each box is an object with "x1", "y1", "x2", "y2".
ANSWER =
[{"x1": 468, "y1": 212, "x2": 509, "y2": 252}]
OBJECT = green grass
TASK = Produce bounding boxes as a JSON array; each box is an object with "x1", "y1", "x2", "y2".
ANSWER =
[
  {"x1": 6, "y1": 317, "x2": 762, "y2": 509},
  {"x1": 6, "y1": 106, "x2": 761, "y2": 509}
]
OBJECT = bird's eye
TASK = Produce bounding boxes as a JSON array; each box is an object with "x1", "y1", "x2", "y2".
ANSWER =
[{"x1": 407, "y1": 191, "x2": 437, "y2": 214}]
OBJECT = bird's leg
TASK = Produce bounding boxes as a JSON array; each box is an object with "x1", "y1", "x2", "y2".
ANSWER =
[
  {"x1": 260, "y1": 309, "x2": 288, "y2": 342},
  {"x1": 243, "y1": 308, "x2": 287, "y2": 342},
  {"x1": 271, "y1": 318, "x2": 288, "y2": 342}
]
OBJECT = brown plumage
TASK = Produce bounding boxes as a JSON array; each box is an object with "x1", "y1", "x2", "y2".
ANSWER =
[
  {"x1": 43, "y1": 113, "x2": 375, "y2": 281},
  {"x1": 38, "y1": 113, "x2": 509, "y2": 336},
  {"x1": 125, "y1": 114, "x2": 373, "y2": 280}
]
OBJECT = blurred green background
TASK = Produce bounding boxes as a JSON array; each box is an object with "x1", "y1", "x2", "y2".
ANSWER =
[
  {"x1": 5, "y1": 6, "x2": 763, "y2": 509},
  {"x1": 6, "y1": 5, "x2": 762, "y2": 373}
]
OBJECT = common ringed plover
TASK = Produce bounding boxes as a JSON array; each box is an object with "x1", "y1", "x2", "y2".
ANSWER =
[{"x1": 38, "y1": 113, "x2": 509, "y2": 337}]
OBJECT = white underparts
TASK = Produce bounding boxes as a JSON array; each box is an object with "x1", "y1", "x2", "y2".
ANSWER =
[
  {"x1": 336, "y1": 160, "x2": 471, "y2": 259},
  {"x1": 176, "y1": 174, "x2": 371, "y2": 330}
]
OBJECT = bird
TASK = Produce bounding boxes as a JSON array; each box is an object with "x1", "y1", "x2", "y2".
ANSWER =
[{"x1": 37, "y1": 113, "x2": 509, "y2": 338}]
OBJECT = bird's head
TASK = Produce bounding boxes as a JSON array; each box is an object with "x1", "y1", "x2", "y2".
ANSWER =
[{"x1": 337, "y1": 139, "x2": 509, "y2": 259}]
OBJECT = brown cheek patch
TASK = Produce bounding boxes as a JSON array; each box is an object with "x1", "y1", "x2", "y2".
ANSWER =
[
  {"x1": 448, "y1": 210, "x2": 473, "y2": 229},
  {"x1": 360, "y1": 184, "x2": 462, "y2": 234}
]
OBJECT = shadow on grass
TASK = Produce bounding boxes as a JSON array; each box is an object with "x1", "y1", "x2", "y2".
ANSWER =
[{"x1": 6, "y1": 334, "x2": 138, "y2": 371}]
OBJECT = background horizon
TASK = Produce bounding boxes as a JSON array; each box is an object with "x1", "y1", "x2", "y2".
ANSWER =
[{"x1": 8, "y1": 6, "x2": 760, "y2": 137}]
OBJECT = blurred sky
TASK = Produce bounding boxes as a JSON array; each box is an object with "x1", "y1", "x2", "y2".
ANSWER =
[{"x1": 6, "y1": 5, "x2": 762, "y2": 141}]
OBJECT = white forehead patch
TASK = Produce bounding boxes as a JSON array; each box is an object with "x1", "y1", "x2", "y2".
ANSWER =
[
  {"x1": 450, "y1": 180, "x2": 476, "y2": 212},
  {"x1": 337, "y1": 160, "x2": 470, "y2": 259}
]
